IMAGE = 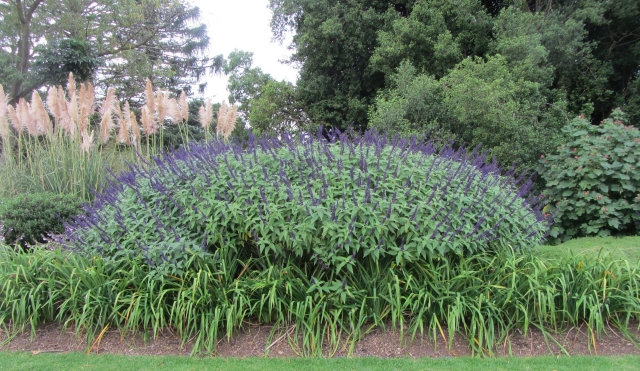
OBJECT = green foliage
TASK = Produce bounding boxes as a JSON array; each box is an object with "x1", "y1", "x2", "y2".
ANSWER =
[
  {"x1": 368, "y1": 61, "x2": 457, "y2": 139},
  {"x1": 370, "y1": 0, "x2": 492, "y2": 80},
  {"x1": 224, "y1": 50, "x2": 307, "y2": 134},
  {"x1": 1, "y1": 245, "x2": 638, "y2": 356},
  {"x1": 249, "y1": 80, "x2": 308, "y2": 135},
  {"x1": 269, "y1": 0, "x2": 396, "y2": 130},
  {"x1": 267, "y1": 0, "x2": 639, "y2": 150},
  {"x1": 539, "y1": 109, "x2": 640, "y2": 242},
  {"x1": 1, "y1": 0, "x2": 219, "y2": 102},
  {"x1": 370, "y1": 57, "x2": 568, "y2": 174},
  {"x1": 224, "y1": 50, "x2": 274, "y2": 117},
  {"x1": 0, "y1": 192, "x2": 83, "y2": 248},
  {"x1": 32, "y1": 38, "x2": 100, "y2": 88},
  {"x1": 64, "y1": 131, "x2": 547, "y2": 277}
]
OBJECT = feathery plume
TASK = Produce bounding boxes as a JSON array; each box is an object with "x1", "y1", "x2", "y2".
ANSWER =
[
  {"x1": 117, "y1": 102, "x2": 132, "y2": 144},
  {"x1": 57, "y1": 86, "x2": 74, "y2": 138},
  {"x1": 85, "y1": 82, "x2": 96, "y2": 114},
  {"x1": 180, "y1": 91, "x2": 188, "y2": 122},
  {"x1": 98, "y1": 88, "x2": 116, "y2": 143},
  {"x1": 130, "y1": 111, "x2": 141, "y2": 148},
  {"x1": 141, "y1": 105, "x2": 157, "y2": 135},
  {"x1": 0, "y1": 113, "x2": 7, "y2": 145},
  {"x1": 67, "y1": 92, "x2": 79, "y2": 135},
  {"x1": 216, "y1": 100, "x2": 228, "y2": 136},
  {"x1": 145, "y1": 79, "x2": 155, "y2": 115},
  {"x1": 67, "y1": 72, "x2": 76, "y2": 98},
  {"x1": 7, "y1": 105, "x2": 22, "y2": 133},
  {"x1": 199, "y1": 99, "x2": 213, "y2": 129},
  {"x1": 31, "y1": 91, "x2": 53, "y2": 137},
  {"x1": 156, "y1": 89, "x2": 166, "y2": 125},
  {"x1": 223, "y1": 103, "x2": 238, "y2": 140},
  {"x1": 0, "y1": 85, "x2": 9, "y2": 142},
  {"x1": 78, "y1": 106, "x2": 89, "y2": 137},
  {"x1": 167, "y1": 98, "x2": 181, "y2": 123},
  {"x1": 198, "y1": 106, "x2": 207, "y2": 128},
  {"x1": 46, "y1": 86, "x2": 60, "y2": 122},
  {"x1": 99, "y1": 109, "x2": 115, "y2": 143},
  {"x1": 99, "y1": 87, "x2": 117, "y2": 117},
  {"x1": 18, "y1": 99, "x2": 39, "y2": 136},
  {"x1": 0, "y1": 85, "x2": 6, "y2": 118}
]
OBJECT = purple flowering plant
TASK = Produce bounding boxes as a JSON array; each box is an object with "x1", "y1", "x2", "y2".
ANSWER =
[{"x1": 63, "y1": 128, "x2": 549, "y2": 276}]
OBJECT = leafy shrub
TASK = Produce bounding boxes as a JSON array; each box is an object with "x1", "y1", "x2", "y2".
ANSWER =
[
  {"x1": 63, "y1": 129, "x2": 549, "y2": 276},
  {"x1": 0, "y1": 192, "x2": 84, "y2": 248},
  {"x1": 539, "y1": 109, "x2": 640, "y2": 242}
]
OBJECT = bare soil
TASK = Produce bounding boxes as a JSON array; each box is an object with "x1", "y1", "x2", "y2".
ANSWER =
[{"x1": 2, "y1": 322, "x2": 639, "y2": 358}]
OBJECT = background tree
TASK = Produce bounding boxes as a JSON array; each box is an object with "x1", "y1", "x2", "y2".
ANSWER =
[
  {"x1": 269, "y1": 0, "x2": 413, "y2": 131},
  {"x1": 249, "y1": 80, "x2": 308, "y2": 135},
  {"x1": 224, "y1": 50, "x2": 274, "y2": 119},
  {"x1": 0, "y1": 0, "x2": 222, "y2": 104},
  {"x1": 270, "y1": 0, "x2": 639, "y2": 173},
  {"x1": 224, "y1": 50, "x2": 307, "y2": 135}
]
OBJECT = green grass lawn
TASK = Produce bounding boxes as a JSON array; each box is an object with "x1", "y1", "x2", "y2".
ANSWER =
[
  {"x1": 534, "y1": 236, "x2": 640, "y2": 264},
  {"x1": 1, "y1": 352, "x2": 639, "y2": 371}
]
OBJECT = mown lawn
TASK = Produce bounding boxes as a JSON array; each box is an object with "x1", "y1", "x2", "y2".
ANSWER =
[
  {"x1": 1, "y1": 352, "x2": 639, "y2": 371},
  {"x1": 535, "y1": 236, "x2": 640, "y2": 264}
]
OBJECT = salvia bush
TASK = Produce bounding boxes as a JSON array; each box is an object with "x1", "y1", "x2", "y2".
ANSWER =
[
  {"x1": 539, "y1": 109, "x2": 640, "y2": 242},
  {"x1": 63, "y1": 129, "x2": 549, "y2": 275}
]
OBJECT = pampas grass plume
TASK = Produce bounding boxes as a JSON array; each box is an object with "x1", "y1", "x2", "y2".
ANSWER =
[
  {"x1": 117, "y1": 102, "x2": 132, "y2": 144},
  {"x1": 31, "y1": 91, "x2": 53, "y2": 137},
  {"x1": 199, "y1": 98, "x2": 212, "y2": 129},
  {"x1": 18, "y1": 98, "x2": 38, "y2": 136},
  {"x1": 156, "y1": 89, "x2": 166, "y2": 125},
  {"x1": 216, "y1": 100, "x2": 228, "y2": 136},
  {"x1": 46, "y1": 86, "x2": 60, "y2": 122},
  {"x1": 0, "y1": 85, "x2": 9, "y2": 141},
  {"x1": 180, "y1": 91, "x2": 188, "y2": 122},
  {"x1": 141, "y1": 105, "x2": 157, "y2": 135},
  {"x1": 80, "y1": 129, "x2": 94, "y2": 153},
  {"x1": 130, "y1": 111, "x2": 141, "y2": 147},
  {"x1": 7, "y1": 105, "x2": 21, "y2": 133},
  {"x1": 145, "y1": 79, "x2": 155, "y2": 115},
  {"x1": 224, "y1": 103, "x2": 238, "y2": 140},
  {"x1": 167, "y1": 98, "x2": 181, "y2": 123},
  {"x1": 67, "y1": 72, "x2": 76, "y2": 98}
]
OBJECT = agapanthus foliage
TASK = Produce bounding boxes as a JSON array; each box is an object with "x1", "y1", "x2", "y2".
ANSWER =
[{"x1": 63, "y1": 129, "x2": 549, "y2": 275}]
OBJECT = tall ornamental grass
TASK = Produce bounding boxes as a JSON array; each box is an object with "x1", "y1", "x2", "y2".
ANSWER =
[
  {"x1": 0, "y1": 76, "x2": 236, "y2": 202},
  {"x1": 0, "y1": 245, "x2": 637, "y2": 356}
]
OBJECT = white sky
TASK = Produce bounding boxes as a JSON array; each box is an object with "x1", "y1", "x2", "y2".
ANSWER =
[{"x1": 191, "y1": 0, "x2": 299, "y2": 102}]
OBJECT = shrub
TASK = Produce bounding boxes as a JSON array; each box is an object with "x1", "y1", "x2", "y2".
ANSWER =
[
  {"x1": 63, "y1": 129, "x2": 549, "y2": 276},
  {"x1": 539, "y1": 109, "x2": 640, "y2": 242},
  {"x1": 0, "y1": 192, "x2": 84, "y2": 248}
]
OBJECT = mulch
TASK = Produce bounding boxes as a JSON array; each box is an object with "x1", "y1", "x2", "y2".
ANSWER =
[{"x1": 2, "y1": 321, "x2": 639, "y2": 358}]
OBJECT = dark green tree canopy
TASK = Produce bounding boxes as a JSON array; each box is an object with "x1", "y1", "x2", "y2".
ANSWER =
[
  {"x1": 32, "y1": 38, "x2": 99, "y2": 88},
  {"x1": 269, "y1": 0, "x2": 639, "y2": 172}
]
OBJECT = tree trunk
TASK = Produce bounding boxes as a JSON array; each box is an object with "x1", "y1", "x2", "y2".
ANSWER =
[{"x1": 8, "y1": 0, "x2": 45, "y2": 104}]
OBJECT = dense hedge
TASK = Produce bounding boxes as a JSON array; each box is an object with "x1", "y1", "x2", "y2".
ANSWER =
[{"x1": 0, "y1": 192, "x2": 83, "y2": 248}]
